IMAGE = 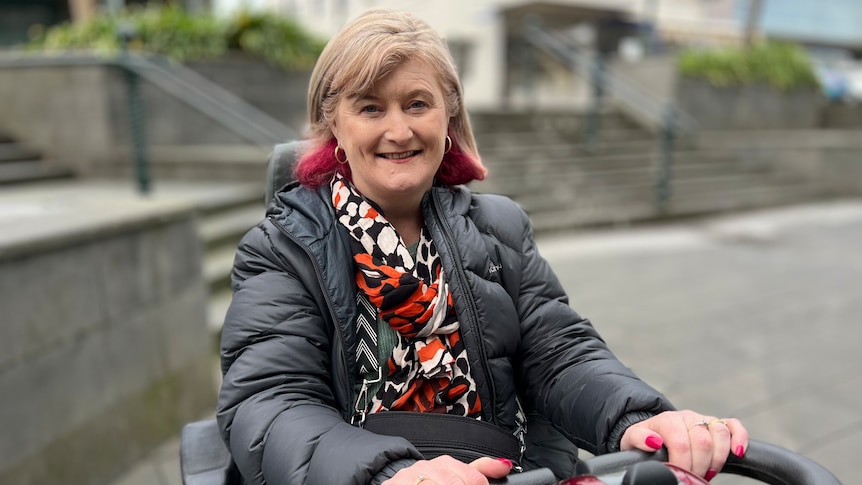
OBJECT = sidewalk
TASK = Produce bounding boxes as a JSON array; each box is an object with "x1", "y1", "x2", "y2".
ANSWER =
[{"x1": 110, "y1": 199, "x2": 862, "y2": 485}]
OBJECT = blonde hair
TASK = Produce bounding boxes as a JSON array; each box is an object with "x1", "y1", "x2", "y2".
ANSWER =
[{"x1": 305, "y1": 9, "x2": 482, "y2": 170}]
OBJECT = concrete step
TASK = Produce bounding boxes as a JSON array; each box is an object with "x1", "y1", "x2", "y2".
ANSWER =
[
  {"x1": 190, "y1": 184, "x2": 263, "y2": 216},
  {"x1": 198, "y1": 203, "x2": 264, "y2": 249},
  {"x1": 482, "y1": 148, "x2": 754, "y2": 174},
  {"x1": 207, "y1": 287, "x2": 233, "y2": 337},
  {"x1": 470, "y1": 108, "x2": 639, "y2": 135},
  {"x1": 94, "y1": 145, "x2": 274, "y2": 183},
  {"x1": 527, "y1": 182, "x2": 823, "y2": 233},
  {"x1": 477, "y1": 159, "x2": 775, "y2": 198},
  {"x1": 203, "y1": 243, "x2": 237, "y2": 292},
  {"x1": 524, "y1": 177, "x2": 822, "y2": 233},
  {"x1": 476, "y1": 128, "x2": 657, "y2": 153},
  {"x1": 515, "y1": 172, "x2": 815, "y2": 213},
  {"x1": 0, "y1": 160, "x2": 74, "y2": 185},
  {"x1": 0, "y1": 142, "x2": 42, "y2": 162}
]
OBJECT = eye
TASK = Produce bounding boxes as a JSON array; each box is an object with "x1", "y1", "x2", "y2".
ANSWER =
[
  {"x1": 408, "y1": 100, "x2": 428, "y2": 110},
  {"x1": 360, "y1": 105, "x2": 381, "y2": 114}
]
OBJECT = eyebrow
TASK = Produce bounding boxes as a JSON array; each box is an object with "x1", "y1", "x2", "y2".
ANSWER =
[{"x1": 351, "y1": 88, "x2": 434, "y2": 103}]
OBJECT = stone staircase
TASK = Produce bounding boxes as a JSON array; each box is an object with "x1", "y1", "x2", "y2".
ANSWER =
[
  {"x1": 0, "y1": 134, "x2": 74, "y2": 185},
  {"x1": 194, "y1": 183, "x2": 266, "y2": 343},
  {"x1": 0, "y1": 128, "x2": 266, "y2": 343},
  {"x1": 470, "y1": 109, "x2": 823, "y2": 232}
]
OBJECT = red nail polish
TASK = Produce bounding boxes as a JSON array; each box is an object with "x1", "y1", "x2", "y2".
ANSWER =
[
  {"x1": 496, "y1": 458, "x2": 513, "y2": 467},
  {"x1": 705, "y1": 470, "x2": 718, "y2": 481},
  {"x1": 645, "y1": 435, "x2": 663, "y2": 450},
  {"x1": 735, "y1": 445, "x2": 745, "y2": 457}
]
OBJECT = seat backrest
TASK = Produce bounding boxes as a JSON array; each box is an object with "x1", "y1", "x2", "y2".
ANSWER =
[
  {"x1": 265, "y1": 140, "x2": 307, "y2": 206},
  {"x1": 180, "y1": 418, "x2": 243, "y2": 485}
]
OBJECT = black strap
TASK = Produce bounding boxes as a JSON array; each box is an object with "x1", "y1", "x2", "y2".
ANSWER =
[{"x1": 364, "y1": 411, "x2": 521, "y2": 464}]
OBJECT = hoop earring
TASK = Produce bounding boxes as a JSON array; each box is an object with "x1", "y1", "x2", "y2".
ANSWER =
[
  {"x1": 444, "y1": 136, "x2": 452, "y2": 154},
  {"x1": 334, "y1": 145, "x2": 348, "y2": 164}
]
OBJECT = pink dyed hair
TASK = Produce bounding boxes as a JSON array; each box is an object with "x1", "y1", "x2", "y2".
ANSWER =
[{"x1": 294, "y1": 134, "x2": 484, "y2": 188}]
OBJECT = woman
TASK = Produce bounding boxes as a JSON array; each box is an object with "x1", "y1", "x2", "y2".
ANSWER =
[{"x1": 217, "y1": 9, "x2": 748, "y2": 485}]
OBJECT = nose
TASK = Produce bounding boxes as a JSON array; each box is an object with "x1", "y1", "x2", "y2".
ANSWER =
[{"x1": 383, "y1": 110, "x2": 413, "y2": 144}]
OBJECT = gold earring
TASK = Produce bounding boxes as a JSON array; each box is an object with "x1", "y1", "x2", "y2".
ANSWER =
[
  {"x1": 334, "y1": 145, "x2": 348, "y2": 164},
  {"x1": 444, "y1": 136, "x2": 452, "y2": 154}
]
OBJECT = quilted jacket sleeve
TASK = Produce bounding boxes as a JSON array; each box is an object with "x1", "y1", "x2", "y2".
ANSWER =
[
  {"x1": 216, "y1": 221, "x2": 421, "y2": 485},
  {"x1": 504, "y1": 203, "x2": 675, "y2": 455}
]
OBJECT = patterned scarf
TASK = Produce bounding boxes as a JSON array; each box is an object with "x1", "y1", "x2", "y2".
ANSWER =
[{"x1": 331, "y1": 174, "x2": 481, "y2": 417}]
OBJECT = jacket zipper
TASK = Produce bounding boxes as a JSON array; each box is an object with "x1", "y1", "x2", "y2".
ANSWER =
[
  {"x1": 429, "y1": 190, "x2": 498, "y2": 423},
  {"x1": 268, "y1": 216, "x2": 353, "y2": 418}
]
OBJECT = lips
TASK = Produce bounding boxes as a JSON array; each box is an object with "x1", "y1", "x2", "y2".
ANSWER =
[{"x1": 378, "y1": 150, "x2": 421, "y2": 160}]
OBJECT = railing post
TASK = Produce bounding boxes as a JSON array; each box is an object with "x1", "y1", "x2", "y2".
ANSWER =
[
  {"x1": 656, "y1": 105, "x2": 676, "y2": 213},
  {"x1": 522, "y1": 15, "x2": 541, "y2": 106},
  {"x1": 117, "y1": 24, "x2": 151, "y2": 195},
  {"x1": 583, "y1": 52, "x2": 605, "y2": 153}
]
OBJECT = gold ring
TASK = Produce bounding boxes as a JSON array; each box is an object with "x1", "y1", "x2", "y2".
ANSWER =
[
  {"x1": 414, "y1": 475, "x2": 430, "y2": 485},
  {"x1": 709, "y1": 418, "x2": 728, "y2": 427},
  {"x1": 688, "y1": 420, "x2": 710, "y2": 431}
]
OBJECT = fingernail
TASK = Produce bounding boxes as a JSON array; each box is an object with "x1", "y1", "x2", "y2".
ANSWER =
[
  {"x1": 496, "y1": 458, "x2": 513, "y2": 467},
  {"x1": 705, "y1": 469, "x2": 718, "y2": 481},
  {"x1": 645, "y1": 435, "x2": 663, "y2": 450},
  {"x1": 735, "y1": 445, "x2": 745, "y2": 457}
]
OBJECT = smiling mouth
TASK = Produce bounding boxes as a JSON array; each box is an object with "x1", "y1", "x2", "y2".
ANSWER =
[{"x1": 378, "y1": 150, "x2": 421, "y2": 160}]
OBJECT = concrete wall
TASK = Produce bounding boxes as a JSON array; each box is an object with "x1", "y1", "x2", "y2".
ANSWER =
[
  {"x1": 185, "y1": 55, "x2": 311, "y2": 133},
  {"x1": 0, "y1": 56, "x2": 306, "y2": 179},
  {"x1": 676, "y1": 77, "x2": 827, "y2": 130},
  {"x1": 696, "y1": 130, "x2": 862, "y2": 196},
  {"x1": 0, "y1": 189, "x2": 215, "y2": 485},
  {"x1": 0, "y1": 61, "x2": 249, "y2": 173},
  {"x1": 0, "y1": 64, "x2": 117, "y2": 173}
]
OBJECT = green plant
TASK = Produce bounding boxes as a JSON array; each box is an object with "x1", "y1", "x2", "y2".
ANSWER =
[
  {"x1": 677, "y1": 41, "x2": 820, "y2": 90},
  {"x1": 226, "y1": 11, "x2": 326, "y2": 70},
  {"x1": 27, "y1": 5, "x2": 323, "y2": 69}
]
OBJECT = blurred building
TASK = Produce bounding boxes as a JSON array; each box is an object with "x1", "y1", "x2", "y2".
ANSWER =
[{"x1": 207, "y1": 0, "x2": 861, "y2": 107}]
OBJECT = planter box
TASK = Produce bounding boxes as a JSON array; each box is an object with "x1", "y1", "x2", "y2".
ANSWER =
[{"x1": 677, "y1": 77, "x2": 826, "y2": 130}]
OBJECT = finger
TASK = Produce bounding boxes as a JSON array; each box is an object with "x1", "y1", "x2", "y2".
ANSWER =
[
  {"x1": 619, "y1": 424, "x2": 665, "y2": 452},
  {"x1": 724, "y1": 418, "x2": 750, "y2": 459},
  {"x1": 706, "y1": 419, "x2": 732, "y2": 479},
  {"x1": 683, "y1": 418, "x2": 714, "y2": 477},
  {"x1": 384, "y1": 456, "x2": 484, "y2": 485},
  {"x1": 469, "y1": 457, "x2": 513, "y2": 479},
  {"x1": 656, "y1": 413, "x2": 694, "y2": 474}
]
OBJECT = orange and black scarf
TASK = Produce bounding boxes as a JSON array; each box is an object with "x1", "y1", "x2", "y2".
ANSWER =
[{"x1": 331, "y1": 174, "x2": 481, "y2": 417}]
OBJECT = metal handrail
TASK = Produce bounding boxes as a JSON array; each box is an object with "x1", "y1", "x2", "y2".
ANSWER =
[
  {"x1": 522, "y1": 21, "x2": 698, "y2": 212},
  {"x1": 0, "y1": 52, "x2": 298, "y2": 146},
  {"x1": 0, "y1": 50, "x2": 298, "y2": 193},
  {"x1": 523, "y1": 22, "x2": 698, "y2": 137}
]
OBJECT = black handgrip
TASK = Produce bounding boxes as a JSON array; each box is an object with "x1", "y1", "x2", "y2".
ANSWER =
[
  {"x1": 490, "y1": 468, "x2": 557, "y2": 485},
  {"x1": 575, "y1": 439, "x2": 841, "y2": 485}
]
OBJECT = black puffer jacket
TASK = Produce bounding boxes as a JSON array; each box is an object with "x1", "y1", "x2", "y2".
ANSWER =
[{"x1": 217, "y1": 182, "x2": 674, "y2": 484}]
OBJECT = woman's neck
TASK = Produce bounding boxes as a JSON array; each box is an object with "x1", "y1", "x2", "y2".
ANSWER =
[
  {"x1": 364, "y1": 191, "x2": 427, "y2": 246},
  {"x1": 385, "y1": 209, "x2": 423, "y2": 246}
]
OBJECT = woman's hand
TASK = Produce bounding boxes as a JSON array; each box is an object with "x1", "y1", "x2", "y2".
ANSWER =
[
  {"x1": 382, "y1": 456, "x2": 513, "y2": 485},
  {"x1": 620, "y1": 410, "x2": 749, "y2": 481}
]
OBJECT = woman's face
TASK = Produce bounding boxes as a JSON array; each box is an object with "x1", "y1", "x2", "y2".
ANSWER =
[{"x1": 331, "y1": 59, "x2": 449, "y2": 208}]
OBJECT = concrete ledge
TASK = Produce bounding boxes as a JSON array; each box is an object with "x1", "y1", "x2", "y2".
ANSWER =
[
  {"x1": 0, "y1": 355, "x2": 215, "y2": 485},
  {"x1": 0, "y1": 181, "x2": 216, "y2": 485},
  {"x1": 0, "y1": 182, "x2": 196, "y2": 262}
]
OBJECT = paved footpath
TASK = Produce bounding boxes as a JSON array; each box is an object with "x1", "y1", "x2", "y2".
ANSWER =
[{"x1": 111, "y1": 199, "x2": 862, "y2": 485}]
